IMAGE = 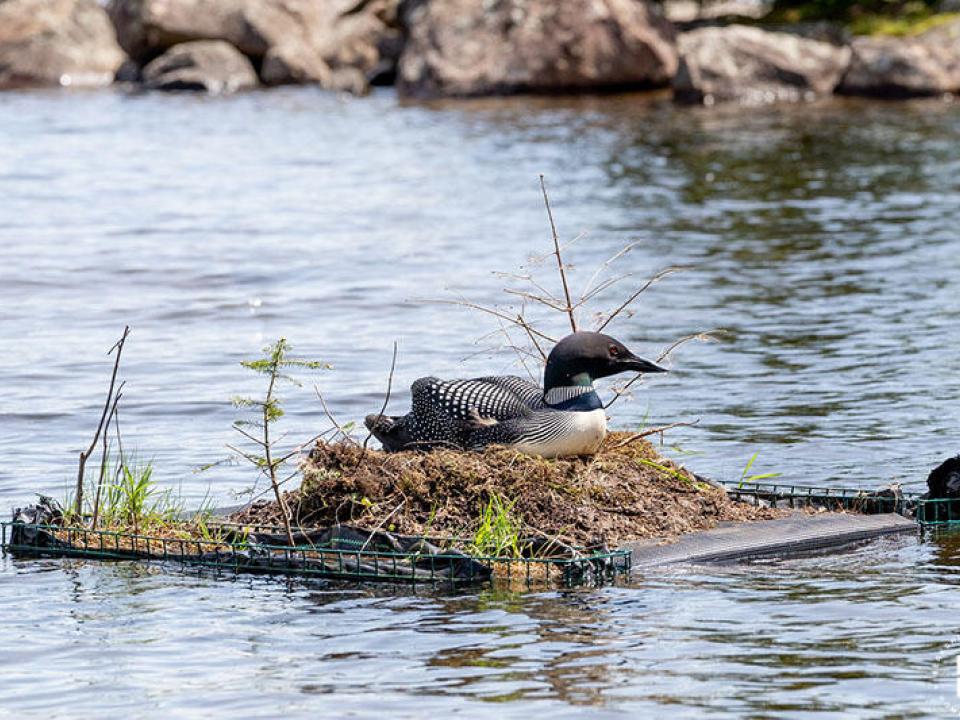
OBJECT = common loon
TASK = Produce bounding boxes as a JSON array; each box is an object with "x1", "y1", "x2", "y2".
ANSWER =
[{"x1": 364, "y1": 331, "x2": 667, "y2": 458}]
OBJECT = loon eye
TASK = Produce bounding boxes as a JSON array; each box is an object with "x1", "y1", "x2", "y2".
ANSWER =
[{"x1": 608, "y1": 345, "x2": 620, "y2": 357}]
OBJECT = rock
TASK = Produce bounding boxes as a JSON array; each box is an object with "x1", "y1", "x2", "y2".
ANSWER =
[
  {"x1": 838, "y1": 21, "x2": 960, "y2": 97},
  {"x1": 0, "y1": 0, "x2": 126, "y2": 89},
  {"x1": 673, "y1": 25, "x2": 851, "y2": 105},
  {"x1": 397, "y1": 0, "x2": 678, "y2": 98},
  {"x1": 108, "y1": 0, "x2": 302, "y2": 65},
  {"x1": 108, "y1": 0, "x2": 400, "y2": 92},
  {"x1": 261, "y1": 42, "x2": 333, "y2": 86},
  {"x1": 142, "y1": 40, "x2": 258, "y2": 93}
]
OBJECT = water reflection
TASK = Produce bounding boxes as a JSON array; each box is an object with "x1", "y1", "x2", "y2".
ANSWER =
[{"x1": 1, "y1": 88, "x2": 960, "y2": 716}]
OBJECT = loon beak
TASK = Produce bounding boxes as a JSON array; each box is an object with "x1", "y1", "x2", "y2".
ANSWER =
[{"x1": 621, "y1": 352, "x2": 668, "y2": 374}]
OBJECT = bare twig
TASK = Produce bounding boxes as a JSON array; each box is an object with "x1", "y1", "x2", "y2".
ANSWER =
[
  {"x1": 657, "y1": 330, "x2": 724, "y2": 363},
  {"x1": 359, "y1": 499, "x2": 406, "y2": 552},
  {"x1": 596, "y1": 266, "x2": 685, "y2": 332},
  {"x1": 539, "y1": 174, "x2": 577, "y2": 333},
  {"x1": 503, "y1": 287, "x2": 569, "y2": 313},
  {"x1": 357, "y1": 341, "x2": 398, "y2": 467},
  {"x1": 579, "y1": 241, "x2": 639, "y2": 302},
  {"x1": 113, "y1": 399, "x2": 125, "y2": 475},
  {"x1": 515, "y1": 313, "x2": 548, "y2": 361},
  {"x1": 426, "y1": 298, "x2": 558, "y2": 343},
  {"x1": 494, "y1": 271, "x2": 562, "y2": 305},
  {"x1": 610, "y1": 419, "x2": 701, "y2": 449},
  {"x1": 496, "y1": 320, "x2": 538, "y2": 382},
  {"x1": 604, "y1": 374, "x2": 645, "y2": 410},
  {"x1": 91, "y1": 385, "x2": 124, "y2": 529},
  {"x1": 314, "y1": 385, "x2": 359, "y2": 446},
  {"x1": 75, "y1": 325, "x2": 130, "y2": 518},
  {"x1": 275, "y1": 430, "x2": 333, "y2": 466}
]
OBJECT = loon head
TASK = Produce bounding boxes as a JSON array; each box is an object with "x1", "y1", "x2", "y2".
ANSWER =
[{"x1": 542, "y1": 331, "x2": 667, "y2": 391}]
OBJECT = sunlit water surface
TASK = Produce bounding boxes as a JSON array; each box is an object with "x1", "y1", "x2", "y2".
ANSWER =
[{"x1": 1, "y1": 88, "x2": 959, "y2": 717}]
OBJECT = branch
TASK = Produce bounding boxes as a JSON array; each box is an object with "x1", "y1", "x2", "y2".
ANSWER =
[
  {"x1": 91, "y1": 386, "x2": 124, "y2": 529},
  {"x1": 502, "y1": 287, "x2": 569, "y2": 313},
  {"x1": 657, "y1": 330, "x2": 724, "y2": 363},
  {"x1": 493, "y1": 271, "x2": 562, "y2": 306},
  {"x1": 358, "y1": 341, "x2": 398, "y2": 466},
  {"x1": 496, "y1": 320, "x2": 538, "y2": 382},
  {"x1": 75, "y1": 325, "x2": 130, "y2": 517},
  {"x1": 579, "y1": 241, "x2": 639, "y2": 302},
  {"x1": 610, "y1": 419, "x2": 701, "y2": 449},
  {"x1": 275, "y1": 430, "x2": 332, "y2": 465},
  {"x1": 232, "y1": 422, "x2": 268, "y2": 448},
  {"x1": 424, "y1": 298, "x2": 558, "y2": 343},
  {"x1": 359, "y1": 499, "x2": 406, "y2": 552},
  {"x1": 595, "y1": 266, "x2": 685, "y2": 332},
  {"x1": 314, "y1": 385, "x2": 359, "y2": 446},
  {"x1": 604, "y1": 373, "x2": 645, "y2": 410},
  {"x1": 539, "y1": 174, "x2": 577, "y2": 333}
]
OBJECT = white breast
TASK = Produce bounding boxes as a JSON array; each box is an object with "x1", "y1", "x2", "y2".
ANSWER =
[{"x1": 512, "y1": 409, "x2": 608, "y2": 458}]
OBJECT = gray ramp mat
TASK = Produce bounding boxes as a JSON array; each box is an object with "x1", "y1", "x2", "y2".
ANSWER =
[{"x1": 625, "y1": 512, "x2": 917, "y2": 568}]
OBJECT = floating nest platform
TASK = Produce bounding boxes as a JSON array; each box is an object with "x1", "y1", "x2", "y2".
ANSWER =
[{"x1": 5, "y1": 436, "x2": 938, "y2": 588}]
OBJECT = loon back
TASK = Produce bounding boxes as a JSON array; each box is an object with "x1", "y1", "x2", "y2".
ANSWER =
[{"x1": 364, "y1": 374, "x2": 606, "y2": 457}]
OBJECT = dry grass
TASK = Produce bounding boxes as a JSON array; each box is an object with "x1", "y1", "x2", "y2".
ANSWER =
[{"x1": 230, "y1": 432, "x2": 783, "y2": 547}]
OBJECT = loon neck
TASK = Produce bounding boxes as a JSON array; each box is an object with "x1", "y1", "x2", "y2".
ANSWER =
[{"x1": 543, "y1": 384, "x2": 602, "y2": 412}]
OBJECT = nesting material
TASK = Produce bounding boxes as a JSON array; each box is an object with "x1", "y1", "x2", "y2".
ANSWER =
[{"x1": 230, "y1": 432, "x2": 782, "y2": 546}]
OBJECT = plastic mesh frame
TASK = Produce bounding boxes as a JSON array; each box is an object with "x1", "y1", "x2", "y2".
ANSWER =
[
  {"x1": 721, "y1": 480, "x2": 919, "y2": 515},
  {"x1": 1, "y1": 521, "x2": 632, "y2": 588},
  {"x1": 914, "y1": 498, "x2": 960, "y2": 527}
]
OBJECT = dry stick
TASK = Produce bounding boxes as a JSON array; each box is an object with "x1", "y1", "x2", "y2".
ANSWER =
[
  {"x1": 503, "y1": 287, "x2": 569, "y2": 313},
  {"x1": 656, "y1": 330, "x2": 724, "y2": 364},
  {"x1": 579, "y1": 241, "x2": 639, "y2": 302},
  {"x1": 356, "y1": 341, "x2": 398, "y2": 469},
  {"x1": 515, "y1": 313, "x2": 547, "y2": 361},
  {"x1": 314, "y1": 385, "x2": 359, "y2": 446},
  {"x1": 596, "y1": 266, "x2": 684, "y2": 332},
  {"x1": 429, "y1": 298, "x2": 558, "y2": 344},
  {"x1": 577, "y1": 273, "x2": 635, "y2": 308},
  {"x1": 494, "y1": 271, "x2": 563, "y2": 307},
  {"x1": 604, "y1": 373, "x2": 644, "y2": 410},
  {"x1": 91, "y1": 387, "x2": 124, "y2": 530},
  {"x1": 75, "y1": 325, "x2": 130, "y2": 518},
  {"x1": 359, "y1": 499, "x2": 406, "y2": 552},
  {"x1": 539, "y1": 174, "x2": 577, "y2": 333},
  {"x1": 610, "y1": 419, "x2": 701, "y2": 449},
  {"x1": 113, "y1": 399, "x2": 126, "y2": 479},
  {"x1": 497, "y1": 320, "x2": 538, "y2": 383}
]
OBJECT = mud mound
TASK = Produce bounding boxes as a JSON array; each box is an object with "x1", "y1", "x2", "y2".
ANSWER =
[{"x1": 230, "y1": 432, "x2": 782, "y2": 546}]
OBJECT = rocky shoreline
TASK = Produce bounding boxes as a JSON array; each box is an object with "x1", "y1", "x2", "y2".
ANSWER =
[{"x1": 1, "y1": 0, "x2": 959, "y2": 104}]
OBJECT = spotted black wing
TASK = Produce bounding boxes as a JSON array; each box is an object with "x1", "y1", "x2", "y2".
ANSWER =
[{"x1": 410, "y1": 375, "x2": 543, "y2": 424}]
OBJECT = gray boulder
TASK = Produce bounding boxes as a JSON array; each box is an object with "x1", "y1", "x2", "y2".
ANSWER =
[
  {"x1": 108, "y1": 0, "x2": 400, "y2": 93},
  {"x1": 397, "y1": 0, "x2": 678, "y2": 98},
  {"x1": 674, "y1": 25, "x2": 851, "y2": 104},
  {"x1": 839, "y1": 21, "x2": 960, "y2": 97},
  {"x1": 0, "y1": 0, "x2": 126, "y2": 89},
  {"x1": 142, "y1": 40, "x2": 258, "y2": 93}
]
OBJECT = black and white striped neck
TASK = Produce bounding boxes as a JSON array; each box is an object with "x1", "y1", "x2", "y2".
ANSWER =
[{"x1": 543, "y1": 384, "x2": 602, "y2": 412}]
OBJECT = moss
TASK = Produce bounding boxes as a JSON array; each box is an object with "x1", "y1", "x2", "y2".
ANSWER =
[
  {"x1": 848, "y1": 10, "x2": 960, "y2": 35},
  {"x1": 231, "y1": 432, "x2": 782, "y2": 547}
]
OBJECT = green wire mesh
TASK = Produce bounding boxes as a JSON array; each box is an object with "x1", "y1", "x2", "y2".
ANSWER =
[
  {"x1": 721, "y1": 480, "x2": 919, "y2": 515},
  {"x1": 0, "y1": 521, "x2": 631, "y2": 588},
  {"x1": 720, "y1": 479, "x2": 960, "y2": 530},
  {"x1": 914, "y1": 498, "x2": 960, "y2": 527}
]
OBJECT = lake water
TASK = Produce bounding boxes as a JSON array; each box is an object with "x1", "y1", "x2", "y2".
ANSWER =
[{"x1": 1, "y1": 87, "x2": 958, "y2": 717}]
